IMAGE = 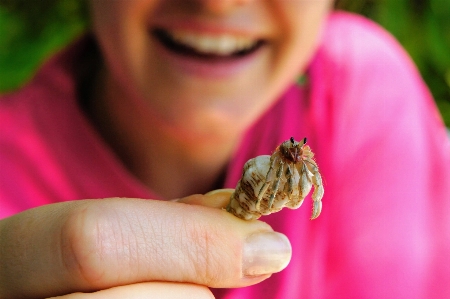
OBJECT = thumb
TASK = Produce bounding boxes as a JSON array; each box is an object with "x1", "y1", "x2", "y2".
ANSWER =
[
  {"x1": 48, "y1": 282, "x2": 214, "y2": 299},
  {"x1": 174, "y1": 188, "x2": 235, "y2": 208}
]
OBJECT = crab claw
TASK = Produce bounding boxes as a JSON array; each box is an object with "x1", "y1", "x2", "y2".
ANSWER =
[
  {"x1": 310, "y1": 170, "x2": 324, "y2": 220},
  {"x1": 311, "y1": 200, "x2": 322, "y2": 220}
]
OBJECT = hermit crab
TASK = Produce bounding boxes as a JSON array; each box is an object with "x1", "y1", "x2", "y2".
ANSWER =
[{"x1": 226, "y1": 137, "x2": 323, "y2": 221}]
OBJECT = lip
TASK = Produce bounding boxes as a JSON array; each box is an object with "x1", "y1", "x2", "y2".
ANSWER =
[
  {"x1": 149, "y1": 25, "x2": 268, "y2": 79},
  {"x1": 151, "y1": 17, "x2": 265, "y2": 37}
]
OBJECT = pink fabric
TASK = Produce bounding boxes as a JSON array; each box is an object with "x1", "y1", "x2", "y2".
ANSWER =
[{"x1": 1, "y1": 12, "x2": 449, "y2": 298}]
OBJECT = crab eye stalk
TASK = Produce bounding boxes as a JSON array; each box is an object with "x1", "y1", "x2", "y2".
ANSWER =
[
  {"x1": 303, "y1": 137, "x2": 307, "y2": 145},
  {"x1": 290, "y1": 137, "x2": 295, "y2": 144}
]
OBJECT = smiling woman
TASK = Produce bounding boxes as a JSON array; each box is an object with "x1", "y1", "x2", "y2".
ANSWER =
[
  {"x1": 88, "y1": 1, "x2": 332, "y2": 148},
  {"x1": 0, "y1": 1, "x2": 450, "y2": 299},
  {"x1": 2, "y1": 0, "x2": 449, "y2": 127}
]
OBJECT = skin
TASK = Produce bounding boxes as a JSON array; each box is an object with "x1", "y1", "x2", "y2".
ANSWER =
[
  {"x1": 88, "y1": 0, "x2": 333, "y2": 199},
  {"x1": 0, "y1": 0, "x2": 333, "y2": 298},
  {"x1": 0, "y1": 191, "x2": 273, "y2": 298}
]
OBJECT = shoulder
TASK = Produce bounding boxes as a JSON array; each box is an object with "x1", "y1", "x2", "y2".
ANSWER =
[
  {"x1": 0, "y1": 68, "x2": 74, "y2": 150},
  {"x1": 307, "y1": 11, "x2": 448, "y2": 177},
  {"x1": 314, "y1": 11, "x2": 428, "y2": 100},
  {"x1": 0, "y1": 87, "x2": 39, "y2": 150},
  {"x1": 0, "y1": 35, "x2": 95, "y2": 145},
  {"x1": 309, "y1": 11, "x2": 436, "y2": 132},
  {"x1": 0, "y1": 38, "x2": 86, "y2": 217},
  {"x1": 320, "y1": 11, "x2": 416, "y2": 73}
]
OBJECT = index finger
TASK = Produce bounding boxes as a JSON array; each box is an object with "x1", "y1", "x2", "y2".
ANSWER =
[{"x1": 0, "y1": 196, "x2": 291, "y2": 298}]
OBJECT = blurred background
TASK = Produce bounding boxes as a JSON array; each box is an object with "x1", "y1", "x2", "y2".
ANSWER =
[{"x1": 0, "y1": 0, "x2": 449, "y2": 126}]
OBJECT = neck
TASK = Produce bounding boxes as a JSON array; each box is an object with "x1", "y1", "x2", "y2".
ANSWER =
[{"x1": 85, "y1": 67, "x2": 241, "y2": 199}]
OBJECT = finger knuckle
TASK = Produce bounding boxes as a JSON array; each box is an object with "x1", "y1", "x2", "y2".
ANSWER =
[{"x1": 59, "y1": 204, "x2": 115, "y2": 288}]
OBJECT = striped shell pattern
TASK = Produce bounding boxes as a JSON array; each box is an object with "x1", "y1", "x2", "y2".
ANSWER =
[{"x1": 227, "y1": 137, "x2": 324, "y2": 221}]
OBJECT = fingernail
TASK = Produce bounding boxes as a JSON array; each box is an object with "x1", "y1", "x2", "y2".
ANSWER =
[
  {"x1": 204, "y1": 189, "x2": 235, "y2": 197},
  {"x1": 242, "y1": 232, "x2": 292, "y2": 276}
]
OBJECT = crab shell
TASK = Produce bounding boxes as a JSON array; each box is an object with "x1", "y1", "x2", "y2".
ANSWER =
[{"x1": 227, "y1": 155, "x2": 314, "y2": 221}]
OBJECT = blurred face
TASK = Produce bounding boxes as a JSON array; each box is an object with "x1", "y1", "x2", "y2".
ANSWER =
[{"x1": 90, "y1": 0, "x2": 333, "y2": 139}]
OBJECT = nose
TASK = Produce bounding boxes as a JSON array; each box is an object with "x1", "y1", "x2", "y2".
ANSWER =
[{"x1": 196, "y1": 0, "x2": 255, "y2": 15}]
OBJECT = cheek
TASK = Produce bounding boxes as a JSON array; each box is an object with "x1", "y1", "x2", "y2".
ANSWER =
[
  {"x1": 90, "y1": 1, "x2": 136, "y2": 68},
  {"x1": 289, "y1": 1, "x2": 332, "y2": 48},
  {"x1": 90, "y1": 0, "x2": 160, "y2": 91},
  {"x1": 269, "y1": 1, "x2": 332, "y2": 86},
  {"x1": 90, "y1": 0, "x2": 157, "y2": 26}
]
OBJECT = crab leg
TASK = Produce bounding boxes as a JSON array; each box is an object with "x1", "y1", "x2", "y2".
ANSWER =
[
  {"x1": 267, "y1": 162, "x2": 284, "y2": 209},
  {"x1": 284, "y1": 164, "x2": 294, "y2": 199},
  {"x1": 299, "y1": 163, "x2": 313, "y2": 201},
  {"x1": 285, "y1": 164, "x2": 304, "y2": 208},
  {"x1": 256, "y1": 155, "x2": 278, "y2": 211}
]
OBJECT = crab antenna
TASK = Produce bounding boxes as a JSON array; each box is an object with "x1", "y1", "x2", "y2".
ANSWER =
[
  {"x1": 303, "y1": 137, "x2": 307, "y2": 144},
  {"x1": 290, "y1": 137, "x2": 295, "y2": 144}
]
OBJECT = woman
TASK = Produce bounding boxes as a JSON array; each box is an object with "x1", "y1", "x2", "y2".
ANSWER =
[{"x1": 1, "y1": 1, "x2": 449, "y2": 298}]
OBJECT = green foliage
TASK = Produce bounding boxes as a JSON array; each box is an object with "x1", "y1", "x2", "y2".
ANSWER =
[
  {"x1": 0, "y1": 0, "x2": 449, "y2": 125},
  {"x1": 0, "y1": 0, "x2": 87, "y2": 91}
]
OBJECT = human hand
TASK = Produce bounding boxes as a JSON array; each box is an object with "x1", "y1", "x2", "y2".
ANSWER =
[{"x1": 0, "y1": 190, "x2": 291, "y2": 298}]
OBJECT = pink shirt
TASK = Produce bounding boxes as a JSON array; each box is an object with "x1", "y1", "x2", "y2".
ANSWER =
[{"x1": 1, "y1": 12, "x2": 449, "y2": 298}]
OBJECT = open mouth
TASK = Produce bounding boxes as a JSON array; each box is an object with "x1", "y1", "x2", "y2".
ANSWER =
[{"x1": 152, "y1": 28, "x2": 266, "y2": 60}]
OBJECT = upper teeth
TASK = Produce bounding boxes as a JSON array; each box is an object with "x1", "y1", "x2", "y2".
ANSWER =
[{"x1": 168, "y1": 30, "x2": 258, "y2": 55}]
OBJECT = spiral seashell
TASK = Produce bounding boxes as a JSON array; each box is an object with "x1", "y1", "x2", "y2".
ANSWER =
[{"x1": 226, "y1": 137, "x2": 323, "y2": 220}]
